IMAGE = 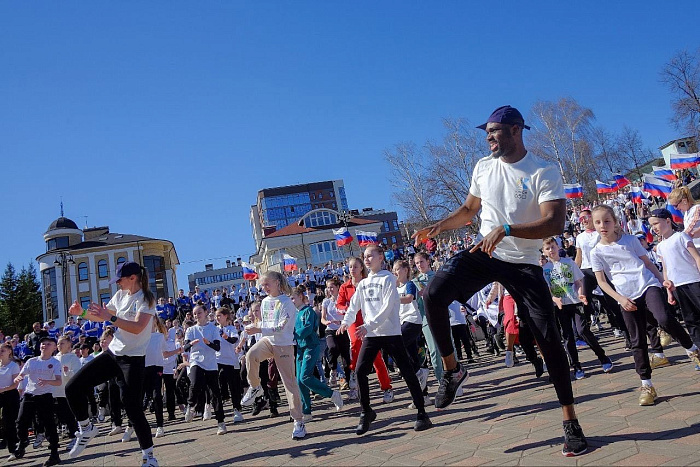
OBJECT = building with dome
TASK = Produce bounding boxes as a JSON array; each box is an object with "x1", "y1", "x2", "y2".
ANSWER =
[{"x1": 36, "y1": 215, "x2": 179, "y2": 326}]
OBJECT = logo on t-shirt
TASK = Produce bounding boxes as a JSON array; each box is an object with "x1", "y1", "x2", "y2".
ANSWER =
[
  {"x1": 48, "y1": 364, "x2": 53, "y2": 369},
  {"x1": 515, "y1": 177, "x2": 530, "y2": 200}
]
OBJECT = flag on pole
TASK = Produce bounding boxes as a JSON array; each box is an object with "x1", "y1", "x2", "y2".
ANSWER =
[
  {"x1": 642, "y1": 175, "x2": 673, "y2": 198},
  {"x1": 595, "y1": 180, "x2": 615, "y2": 194},
  {"x1": 652, "y1": 165, "x2": 677, "y2": 181},
  {"x1": 356, "y1": 231, "x2": 379, "y2": 247},
  {"x1": 333, "y1": 227, "x2": 353, "y2": 246},
  {"x1": 613, "y1": 173, "x2": 631, "y2": 189},
  {"x1": 283, "y1": 254, "x2": 298, "y2": 272},
  {"x1": 564, "y1": 183, "x2": 583, "y2": 199},
  {"x1": 666, "y1": 202, "x2": 684, "y2": 223},
  {"x1": 241, "y1": 262, "x2": 259, "y2": 281},
  {"x1": 640, "y1": 222, "x2": 654, "y2": 244},
  {"x1": 630, "y1": 186, "x2": 645, "y2": 204},
  {"x1": 670, "y1": 153, "x2": 700, "y2": 169}
]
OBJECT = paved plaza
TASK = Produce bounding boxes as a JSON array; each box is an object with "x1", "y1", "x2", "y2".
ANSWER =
[{"x1": 5, "y1": 328, "x2": 700, "y2": 466}]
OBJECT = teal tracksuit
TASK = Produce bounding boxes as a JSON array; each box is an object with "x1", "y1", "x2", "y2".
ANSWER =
[
  {"x1": 413, "y1": 271, "x2": 445, "y2": 381},
  {"x1": 294, "y1": 304, "x2": 332, "y2": 415}
]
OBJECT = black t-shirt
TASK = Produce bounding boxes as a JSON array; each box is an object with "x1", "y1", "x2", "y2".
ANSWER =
[{"x1": 29, "y1": 330, "x2": 48, "y2": 355}]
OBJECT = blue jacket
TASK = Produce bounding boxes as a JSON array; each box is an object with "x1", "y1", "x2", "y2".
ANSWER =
[{"x1": 294, "y1": 305, "x2": 319, "y2": 349}]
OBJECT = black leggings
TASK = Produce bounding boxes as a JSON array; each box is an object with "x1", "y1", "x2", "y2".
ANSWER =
[
  {"x1": 557, "y1": 303, "x2": 608, "y2": 366},
  {"x1": 581, "y1": 268, "x2": 627, "y2": 333},
  {"x1": 55, "y1": 396, "x2": 78, "y2": 439},
  {"x1": 424, "y1": 250, "x2": 574, "y2": 406},
  {"x1": 401, "y1": 321, "x2": 423, "y2": 373},
  {"x1": 676, "y1": 282, "x2": 700, "y2": 347},
  {"x1": 325, "y1": 330, "x2": 351, "y2": 378},
  {"x1": 17, "y1": 393, "x2": 58, "y2": 453},
  {"x1": 66, "y1": 351, "x2": 152, "y2": 450},
  {"x1": 188, "y1": 365, "x2": 224, "y2": 422},
  {"x1": 162, "y1": 373, "x2": 177, "y2": 416},
  {"x1": 451, "y1": 324, "x2": 473, "y2": 360},
  {"x1": 218, "y1": 364, "x2": 242, "y2": 411},
  {"x1": 143, "y1": 366, "x2": 164, "y2": 428},
  {"x1": 0, "y1": 389, "x2": 19, "y2": 455}
]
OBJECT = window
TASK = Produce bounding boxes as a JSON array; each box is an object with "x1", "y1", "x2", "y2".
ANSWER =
[
  {"x1": 382, "y1": 237, "x2": 388, "y2": 245},
  {"x1": 310, "y1": 241, "x2": 344, "y2": 264},
  {"x1": 311, "y1": 193, "x2": 316, "y2": 200},
  {"x1": 383, "y1": 221, "x2": 390, "y2": 232},
  {"x1": 304, "y1": 211, "x2": 338, "y2": 228},
  {"x1": 332, "y1": 202, "x2": 337, "y2": 208},
  {"x1": 392, "y1": 220, "x2": 399, "y2": 231},
  {"x1": 319, "y1": 193, "x2": 323, "y2": 199},
  {"x1": 46, "y1": 236, "x2": 69, "y2": 251},
  {"x1": 78, "y1": 262, "x2": 89, "y2": 281},
  {"x1": 329, "y1": 191, "x2": 334, "y2": 198},
  {"x1": 100, "y1": 293, "x2": 111, "y2": 307},
  {"x1": 143, "y1": 255, "x2": 169, "y2": 300},
  {"x1": 98, "y1": 260, "x2": 108, "y2": 278},
  {"x1": 42, "y1": 268, "x2": 59, "y2": 321},
  {"x1": 391, "y1": 236, "x2": 397, "y2": 244},
  {"x1": 80, "y1": 296, "x2": 91, "y2": 310},
  {"x1": 117, "y1": 257, "x2": 127, "y2": 266}
]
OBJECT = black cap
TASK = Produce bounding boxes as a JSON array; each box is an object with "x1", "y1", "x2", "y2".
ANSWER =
[
  {"x1": 649, "y1": 208, "x2": 673, "y2": 220},
  {"x1": 40, "y1": 336, "x2": 57, "y2": 344},
  {"x1": 109, "y1": 261, "x2": 143, "y2": 284},
  {"x1": 477, "y1": 105, "x2": 530, "y2": 130}
]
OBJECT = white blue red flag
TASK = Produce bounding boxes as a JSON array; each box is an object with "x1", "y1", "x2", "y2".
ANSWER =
[
  {"x1": 356, "y1": 231, "x2": 379, "y2": 247},
  {"x1": 630, "y1": 186, "x2": 645, "y2": 204},
  {"x1": 670, "y1": 153, "x2": 700, "y2": 169},
  {"x1": 642, "y1": 175, "x2": 673, "y2": 198},
  {"x1": 596, "y1": 180, "x2": 615, "y2": 194},
  {"x1": 652, "y1": 165, "x2": 676, "y2": 181},
  {"x1": 333, "y1": 227, "x2": 353, "y2": 246},
  {"x1": 241, "y1": 262, "x2": 258, "y2": 281},
  {"x1": 666, "y1": 202, "x2": 684, "y2": 223},
  {"x1": 283, "y1": 254, "x2": 298, "y2": 272},
  {"x1": 564, "y1": 184, "x2": 583, "y2": 199},
  {"x1": 640, "y1": 222, "x2": 654, "y2": 244},
  {"x1": 613, "y1": 173, "x2": 631, "y2": 189}
]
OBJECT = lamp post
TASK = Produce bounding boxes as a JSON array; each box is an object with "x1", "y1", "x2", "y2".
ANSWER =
[
  {"x1": 337, "y1": 210, "x2": 354, "y2": 256},
  {"x1": 53, "y1": 251, "x2": 75, "y2": 325}
]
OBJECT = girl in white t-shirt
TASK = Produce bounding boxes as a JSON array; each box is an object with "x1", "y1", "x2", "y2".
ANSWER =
[
  {"x1": 590, "y1": 206, "x2": 696, "y2": 407},
  {"x1": 669, "y1": 186, "x2": 700, "y2": 248},
  {"x1": 321, "y1": 278, "x2": 351, "y2": 388},
  {"x1": 648, "y1": 208, "x2": 700, "y2": 370},
  {"x1": 0, "y1": 342, "x2": 21, "y2": 459},
  {"x1": 214, "y1": 307, "x2": 244, "y2": 423}
]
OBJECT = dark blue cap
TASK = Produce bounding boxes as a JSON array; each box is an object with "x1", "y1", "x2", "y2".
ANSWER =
[
  {"x1": 109, "y1": 261, "x2": 143, "y2": 284},
  {"x1": 477, "y1": 105, "x2": 530, "y2": 130}
]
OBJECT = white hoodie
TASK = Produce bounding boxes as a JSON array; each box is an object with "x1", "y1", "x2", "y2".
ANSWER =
[{"x1": 341, "y1": 269, "x2": 401, "y2": 337}]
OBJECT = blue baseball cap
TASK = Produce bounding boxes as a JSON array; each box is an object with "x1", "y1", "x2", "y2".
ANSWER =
[{"x1": 477, "y1": 105, "x2": 530, "y2": 130}]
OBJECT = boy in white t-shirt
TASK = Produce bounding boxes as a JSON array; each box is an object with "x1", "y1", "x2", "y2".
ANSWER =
[{"x1": 13, "y1": 337, "x2": 62, "y2": 465}]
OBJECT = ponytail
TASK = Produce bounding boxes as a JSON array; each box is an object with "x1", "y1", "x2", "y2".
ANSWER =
[{"x1": 139, "y1": 267, "x2": 155, "y2": 308}]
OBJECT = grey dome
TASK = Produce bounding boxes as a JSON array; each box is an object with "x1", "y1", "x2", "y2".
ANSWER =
[{"x1": 48, "y1": 217, "x2": 79, "y2": 231}]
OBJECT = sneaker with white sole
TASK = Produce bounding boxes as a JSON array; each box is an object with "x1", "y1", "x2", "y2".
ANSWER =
[
  {"x1": 434, "y1": 362, "x2": 469, "y2": 409},
  {"x1": 383, "y1": 389, "x2": 394, "y2": 403},
  {"x1": 331, "y1": 390, "x2": 344, "y2": 411},
  {"x1": 216, "y1": 423, "x2": 227, "y2": 435},
  {"x1": 504, "y1": 350, "x2": 514, "y2": 368},
  {"x1": 68, "y1": 423, "x2": 99, "y2": 458},
  {"x1": 184, "y1": 405, "x2": 195, "y2": 423},
  {"x1": 155, "y1": 427, "x2": 165, "y2": 438},
  {"x1": 347, "y1": 389, "x2": 358, "y2": 401},
  {"x1": 292, "y1": 421, "x2": 306, "y2": 440},
  {"x1": 202, "y1": 403, "x2": 212, "y2": 420},
  {"x1": 241, "y1": 385, "x2": 264, "y2": 407},
  {"x1": 142, "y1": 452, "x2": 159, "y2": 467},
  {"x1": 329, "y1": 370, "x2": 338, "y2": 386},
  {"x1": 232, "y1": 409, "x2": 244, "y2": 423},
  {"x1": 416, "y1": 368, "x2": 429, "y2": 391},
  {"x1": 121, "y1": 426, "x2": 134, "y2": 443},
  {"x1": 348, "y1": 371, "x2": 357, "y2": 390},
  {"x1": 33, "y1": 433, "x2": 45, "y2": 449},
  {"x1": 108, "y1": 424, "x2": 124, "y2": 436},
  {"x1": 97, "y1": 407, "x2": 106, "y2": 423}
]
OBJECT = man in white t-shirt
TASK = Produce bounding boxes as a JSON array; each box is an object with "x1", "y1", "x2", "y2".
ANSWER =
[{"x1": 414, "y1": 105, "x2": 587, "y2": 457}]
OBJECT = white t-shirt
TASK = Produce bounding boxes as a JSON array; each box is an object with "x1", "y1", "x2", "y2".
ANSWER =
[
  {"x1": 397, "y1": 282, "x2": 422, "y2": 325},
  {"x1": 145, "y1": 332, "x2": 166, "y2": 367},
  {"x1": 260, "y1": 295, "x2": 297, "y2": 347},
  {"x1": 55, "y1": 353, "x2": 81, "y2": 398},
  {"x1": 341, "y1": 270, "x2": 401, "y2": 337},
  {"x1": 590, "y1": 234, "x2": 661, "y2": 300},
  {"x1": 80, "y1": 354, "x2": 94, "y2": 366},
  {"x1": 683, "y1": 204, "x2": 700, "y2": 249},
  {"x1": 185, "y1": 322, "x2": 220, "y2": 371},
  {"x1": 656, "y1": 232, "x2": 700, "y2": 287},
  {"x1": 20, "y1": 356, "x2": 61, "y2": 396},
  {"x1": 0, "y1": 361, "x2": 20, "y2": 390},
  {"x1": 216, "y1": 324, "x2": 240, "y2": 368},
  {"x1": 576, "y1": 230, "x2": 599, "y2": 270},
  {"x1": 469, "y1": 152, "x2": 564, "y2": 265},
  {"x1": 322, "y1": 297, "x2": 343, "y2": 331},
  {"x1": 542, "y1": 257, "x2": 584, "y2": 305},
  {"x1": 448, "y1": 301, "x2": 467, "y2": 326},
  {"x1": 106, "y1": 289, "x2": 156, "y2": 357},
  {"x1": 162, "y1": 340, "x2": 180, "y2": 375}
]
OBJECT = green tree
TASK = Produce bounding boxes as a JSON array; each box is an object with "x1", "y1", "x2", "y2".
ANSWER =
[{"x1": 0, "y1": 262, "x2": 43, "y2": 337}]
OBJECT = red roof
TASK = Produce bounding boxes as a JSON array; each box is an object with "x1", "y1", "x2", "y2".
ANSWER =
[{"x1": 265, "y1": 218, "x2": 377, "y2": 239}]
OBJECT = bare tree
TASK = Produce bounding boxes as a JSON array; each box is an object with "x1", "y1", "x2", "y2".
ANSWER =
[
  {"x1": 616, "y1": 126, "x2": 656, "y2": 181},
  {"x1": 384, "y1": 142, "x2": 437, "y2": 224},
  {"x1": 660, "y1": 49, "x2": 700, "y2": 138}
]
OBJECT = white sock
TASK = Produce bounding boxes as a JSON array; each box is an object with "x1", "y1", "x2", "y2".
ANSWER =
[
  {"x1": 686, "y1": 344, "x2": 698, "y2": 354},
  {"x1": 142, "y1": 446, "x2": 154, "y2": 457},
  {"x1": 641, "y1": 379, "x2": 653, "y2": 387},
  {"x1": 653, "y1": 353, "x2": 665, "y2": 358}
]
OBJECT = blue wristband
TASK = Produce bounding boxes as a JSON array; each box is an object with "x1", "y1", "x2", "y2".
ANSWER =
[{"x1": 503, "y1": 224, "x2": 511, "y2": 236}]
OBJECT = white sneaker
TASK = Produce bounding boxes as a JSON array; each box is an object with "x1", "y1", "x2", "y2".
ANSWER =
[
  {"x1": 241, "y1": 385, "x2": 264, "y2": 407},
  {"x1": 121, "y1": 426, "x2": 134, "y2": 443},
  {"x1": 202, "y1": 403, "x2": 212, "y2": 420},
  {"x1": 66, "y1": 437, "x2": 77, "y2": 451},
  {"x1": 347, "y1": 389, "x2": 358, "y2": 401},
  {"x1": 613, "y1": 329, "x2": 623, "y2": 338},
  {"x1": 7, "y1": 453, "x2": 18, "y2": 461},
  {"x1": 184, "y1": 406, "x2": 195, "y2": 423},
  {"x1": 292, "y1": 421, "x2": 306, "y2": 440},
  {"x1": 216, "y1": 423, "x2": 227, "y2": 435},
  {"x1": 383, "y1": 389, "x2": 394, "y2": 403},
  {"x1": 456, "y1": 385, "x2": 464, "y2": 397},
  {"x1": 331, "y1": 390, "x2": 344, "y2": 411},
  {"x1": 302, "y1": 413, "x2": 313, "y2": 423},
  {"x1": 505, "y1": 350, "x2": 514, "y2": 368},
  {"x1": 108, "y1": 424, "x2": 124, "y2": 436},
  {"x1": 232, "y1": 409, "x2": 244, "y2": 423},
  {"x1": 155, "y1": 427, "x2": 165, "y2": 438},
  {"x1": 349, "y1": 371, "x2": 357, "y2": 390},
  {"x1": 33, "y1": 432, "x2": 45, "y2": 449},
  {"x1": 142, "y1": 452, "x2": 159, "y2": 467},
  {"x1": 68, "y1": 423, "x2": 99, "y2": 458},
  {"x1": 329, "y1": 370, "x2": 338, "y2": 386},
  {"x1": 416, "y1": 368, "x2": 429, "y2": 391},
  {"x1": 97, "y1": 407, "x2": 106, "y2": 422}
]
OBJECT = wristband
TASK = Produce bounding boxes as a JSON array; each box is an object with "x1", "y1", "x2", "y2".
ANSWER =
[
  {"x1": 503, "y1": 224, "x2": 511, "y2": 236},
  {"x1": 80, "y1": 309, "x2": 88, "y2": 318}
]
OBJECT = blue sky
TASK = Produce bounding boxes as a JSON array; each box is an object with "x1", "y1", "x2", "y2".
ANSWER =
[{"x1": 1, "y1": 2, "x2": 698, "y2": 286}]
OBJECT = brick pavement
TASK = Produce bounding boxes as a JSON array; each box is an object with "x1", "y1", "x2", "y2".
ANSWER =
[{"x1": 4, "y1": 327, "x2": 700, "y2": 466}]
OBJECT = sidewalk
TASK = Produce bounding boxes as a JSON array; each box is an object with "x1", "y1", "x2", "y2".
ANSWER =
[{"x1": 5, "y1": 327, "x2": 700, "y2": 466}]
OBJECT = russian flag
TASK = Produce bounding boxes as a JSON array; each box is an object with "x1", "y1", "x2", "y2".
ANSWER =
[
  {"x1": 283, "y1": 254, "x2": 297, "y2": 272},
  {"x1": 670, "y1": 153, "x2": 700, "y2": 169},
  {"x1": 596, "y1": 180, "x2": 615, "y2": 194},
  {"x1": 564, "y1": 183, "x2": 583, "y2": 199},
  {"x1": 333, "y1": 227, "x2": 353, "y2": 246},
  {"x1": 630, "y1": 186, "x2": 644, "y2": 204},
  {"x1": 652, "y1": 165, "x2": 677, "y2": 181},
  {"x1": 356, "y1": 230, "x2": 379, "y2": 247},
  {"x1": 640, "y1": 222, "x2": 654, "y2": 244},
  {"x1": 241, "y1": 262, "x2": 258, "y2": 281},
  {"x1": 666, "y1": 202, "x2": 684, "y2": 223},
  {"x1": 613, "y1": 173, "x2": 631, "y2": 190},
  {"x1": 642, "y1": 175, "x2": 673, "y2": 198}
]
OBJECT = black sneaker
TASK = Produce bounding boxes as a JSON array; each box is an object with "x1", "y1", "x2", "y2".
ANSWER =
[
  {"x1": 534, "y1": 357, "x2": 545, "y2": 379},
  {"x1": 167, "y1": 413, "x2": 177, "y2": 421},
  {"x1": 268, "y1": 406, "x2": 279, "y2": 418},
  {"x1": 44, "y1": 452, "x2": 61, "y2": 466},
  {"x1": 356, "y1": 409, "x2": 377, "y2": 435},
  {"x1": 434, "y1": 362, "x2": 469, "y2": 409},
  {"x1": 14, "y1": 445, "x2": 26, "y2": 460},
  {"x1": 251, "y1": 397, "x2": 268, "y2": 416},
  {"x1": 562, "y1": 419, "x2": 588, "y2": 457},
  {"x1": 414, "y1": 412, "x2": 433, "y2": 432}
]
